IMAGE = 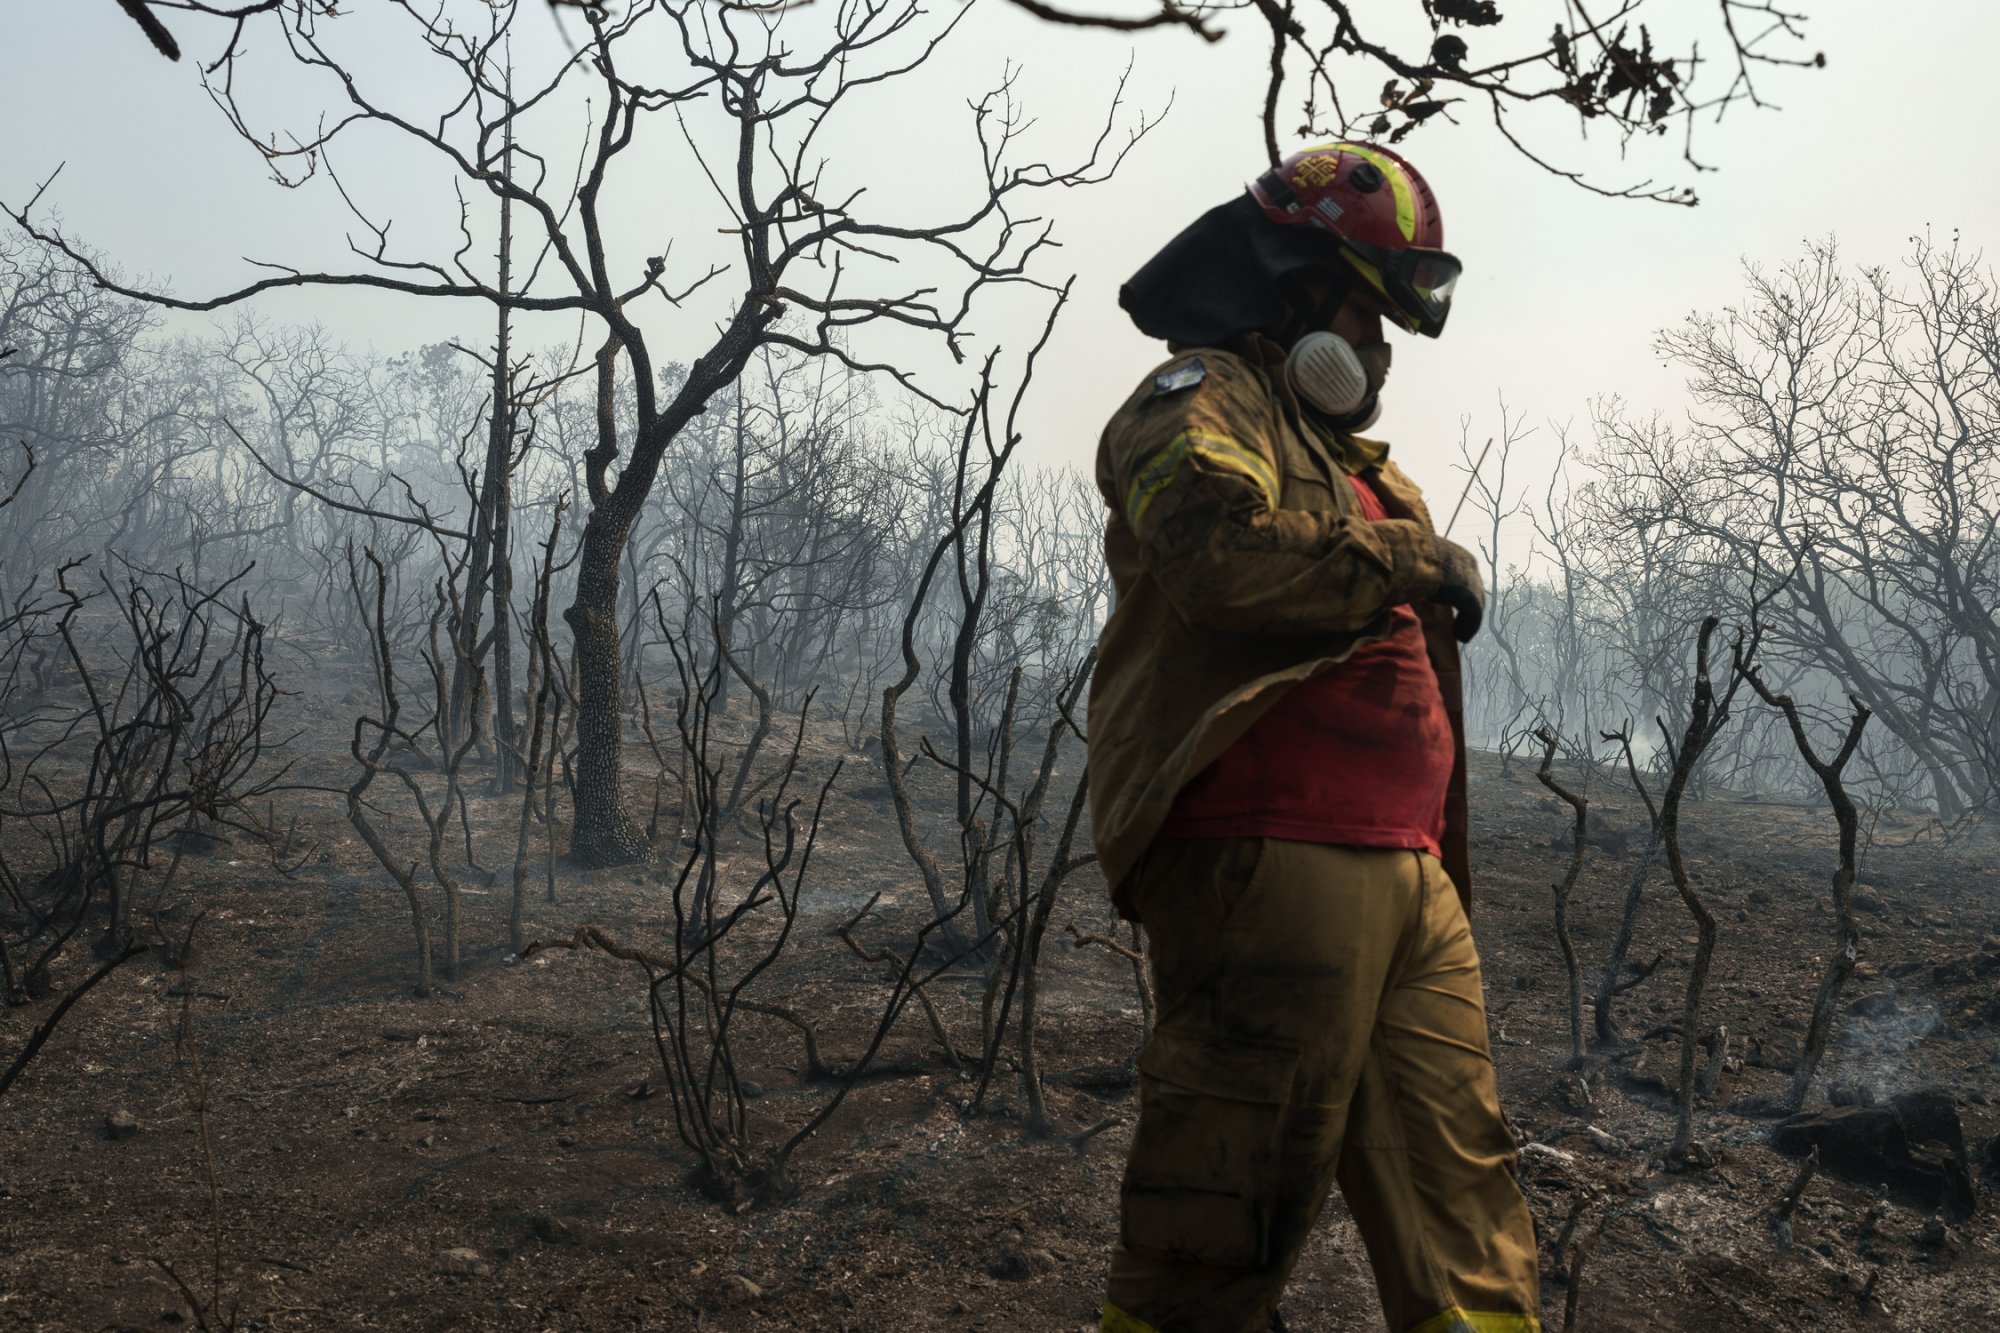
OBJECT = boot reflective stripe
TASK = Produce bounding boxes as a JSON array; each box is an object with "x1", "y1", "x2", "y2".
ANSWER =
[
  {"x1": 1100, "y1": 1301, "x2": 1161, "y2": 1333},
  {"x1": 1408, "y1": 1308, "x2": 1541, "y2": 1333}
]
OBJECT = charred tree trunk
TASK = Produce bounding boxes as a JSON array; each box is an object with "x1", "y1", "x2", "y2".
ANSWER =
[
  {"x1": 1591, "y1": 723, "x2": 1663, "y2": 1046},
  {"x1": 1535, "y1": 728, "x2": 1590, "y2": 1067},
  {"x1": 1736, "y1": 662, "x2": 1872, "y2": 1115},
  {"x1": 565, "y1": 498, "x2": 649, "y2": 866},
  {"x1": 563, "y1": 333, "x2": 648, "y2": 865},
  {"x1": 484, "y1": 135, "x2": 520, "y2": 792},
  {"x1": 712, "y1": 403, "x2": 751, "y2": 708},
  {"x1": 347, "y1": 551, "x2": 434, "y2": 998},
  {"x1": 563, "y1": 285, "x2": 778, "y2": 866},
  {"x1": 510, "y1": 501, "x2": 566, "y2": 954},
  {"x1": 452, "y1": 77, "x2": 519, "y2": 786},
  {"x1": 1662, "y1": 615, "x2": 1748, "y2": 1167}
]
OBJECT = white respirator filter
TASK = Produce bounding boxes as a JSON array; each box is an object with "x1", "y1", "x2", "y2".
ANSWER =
[{"x1": 1286, "y1": 331, "x2": 1371, "y2": 418}]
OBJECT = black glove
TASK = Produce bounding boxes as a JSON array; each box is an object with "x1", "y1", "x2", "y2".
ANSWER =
[{"x1": 1430, "y1": 535, "x2": 1485, "y2": 643}]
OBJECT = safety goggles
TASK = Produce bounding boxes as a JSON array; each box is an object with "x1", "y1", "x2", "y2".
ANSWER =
[{"x1": 1339, "y1": 239, "x2": 1460, "y2": 338}]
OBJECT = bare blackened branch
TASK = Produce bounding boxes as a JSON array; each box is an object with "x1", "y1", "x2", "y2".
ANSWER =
[
  {"x1": 0, "y1": 942, "x2": 147, "y2": 1102},
  {"x1": 116, "y1": 0, "x2": 185, "y2": 59},
  {"x1": 1660, "y1": 614, "x2": 1757, "y2": 1166},
  {"x1": 222, "y1": 419, "x2": 470, "y2": 541},
  {"x1": 1535, "y1": 727, "x2": 1589, "y2": 1066},
  {"x1": 1000, "y1": 0, "x2": 1220, "y2": 40},
  {"x1": 1734, "y1": 653, "x2": 1871, "y2": 1115}
]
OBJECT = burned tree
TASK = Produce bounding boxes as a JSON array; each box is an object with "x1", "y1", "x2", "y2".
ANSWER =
[
  {"x1": 102, "y1": 0, "x2": 1822, "y2": 206},
  {"x1": 982, "y1": 0, "x2": 1822, "y2": 190},
  {"x1": 0, "y1": 561, "x2": 285, "y2": 1096},
  {"x1": 1656, "y1": 614, "x2": 1755, "y2": 1166},
  {"x1": 1534, "y1": 726, "x2": 1589, "y2": 1067},
  {"x1": 8, "y1": 0, "x2": 1149, "y2": 866},
  {"x1": 1734, "y1": 659, "x2": 1872, "y2": 1116},
  {"x1": 1586, "y1": 721, "x2": 1664, "y2": 1047},
  {"x1": 1625, "y1": 237, "x2": 2000, "y2": 817}
]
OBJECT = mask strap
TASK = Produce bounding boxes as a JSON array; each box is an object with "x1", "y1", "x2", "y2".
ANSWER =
[{"x1": 1277, "y1": 270, "x2": 1353, "y2": 344}]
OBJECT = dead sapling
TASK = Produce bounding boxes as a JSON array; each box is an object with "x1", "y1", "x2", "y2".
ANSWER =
[
  {"x1": 1548, "y1": 1192, "x2": 1588, "y2": 1283},
  {"x1": 778, "y1": 888, "x2": 1016, "y2": 1173},
  {"x1": 529, "y1": 644, "x2": 842, "y2": 1211},
  {"x1": 152, "y1": 928, "x2": 243, "y2": 1333},
  {"x1": 508, "y1": 497, "x2": 571, "y2": 955},
  {"x1": 1561, "y1": 1222, "x2": 1599, "y2": 1333},
  {"x1": 343, "y1": 547, "x2": 437, "y2": 997},
  {"x1": 922, "y1": 647, "x2": 1097, "y2": 1136},
  {"x1": 1771, "y1": 1144, "x2": 1820, "y2": 1248},
  {"x1": 1659, "y1": 614, "x2": 1757, "y2": 1169},
  {"x1": 876, "y1": 310, "x2": 1070, "y2": 965},
  {"x1": 1559, "y1": 1200, "x2": 1640, "y2": 1333},
  {"x1": 674, "y1": 617, "x2": 779, "y2": 942},
  {"x1": 1534, "y1": 726, "x2": 1589, "y2": 1067},
  {"x1": 2, "y1": 561, "x2": 282, "y2": 1092},
  {"x1": 1587, "y1": 721, "x2": 1666, "y2": 1048},
  {"x1": 1064, "y1": 920, "x2": 1152, "y2": 1064},
  {"x1": 413, "y1": 564, "x2": 489, "y2": 980},
  {"x1": 1732, "y1": 655, "x2": 1871, "y2": 1118}
]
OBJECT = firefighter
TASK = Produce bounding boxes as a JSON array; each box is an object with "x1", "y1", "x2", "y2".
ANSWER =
[{"x1": 1089, "y1": 143, "x2": 1542, "y2": 1333}]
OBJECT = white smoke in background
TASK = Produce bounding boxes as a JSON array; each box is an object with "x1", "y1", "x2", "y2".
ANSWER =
[{"x1": 1833, "y1": 993, "x2": 1942, "y2": 1103}]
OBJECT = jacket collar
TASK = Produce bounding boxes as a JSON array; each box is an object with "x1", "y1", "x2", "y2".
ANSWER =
[{"x1": 1228, "y1": 333, "x2": 1391, "y2": 476}]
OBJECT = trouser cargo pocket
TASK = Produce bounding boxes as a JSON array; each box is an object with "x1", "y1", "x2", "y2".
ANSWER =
[{"x1": 1119, "y1": 1027, "x2": 1301, "y2": 1268}]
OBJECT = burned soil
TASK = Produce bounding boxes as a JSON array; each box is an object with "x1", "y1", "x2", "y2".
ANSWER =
[{"x1": 4, "y1": 679, "x2": 1999, "y2": 1331}]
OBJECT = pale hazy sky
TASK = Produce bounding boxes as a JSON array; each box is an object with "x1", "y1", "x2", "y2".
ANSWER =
[{"x1": 3, "y1": 0, "x2": 1994, "y2": 543}]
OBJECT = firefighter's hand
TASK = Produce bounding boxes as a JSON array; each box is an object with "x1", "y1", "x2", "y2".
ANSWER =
[{"x1": 1430, "y1": 535, "x2": 1485, "y2": 643}]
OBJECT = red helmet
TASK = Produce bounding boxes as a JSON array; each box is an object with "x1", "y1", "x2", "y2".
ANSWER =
[{"x1": 1248, "y1": 142, "x2": 1461, "y2": 338}]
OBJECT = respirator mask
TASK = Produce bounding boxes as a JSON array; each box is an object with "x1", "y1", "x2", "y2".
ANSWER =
[{"x1": 1286, "y1": 331, "x2": 1391, "y2": 433}]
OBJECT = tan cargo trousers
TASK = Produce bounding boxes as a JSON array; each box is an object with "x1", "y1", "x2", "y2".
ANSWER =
[{"x1": 1101, "y1": 839, "x2": 1541, "y2": 1333}]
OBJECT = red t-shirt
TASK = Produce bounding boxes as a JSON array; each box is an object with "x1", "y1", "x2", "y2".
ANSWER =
[{"x1": 1158, "y1": 473, "x2": 1454, "y2": 856}]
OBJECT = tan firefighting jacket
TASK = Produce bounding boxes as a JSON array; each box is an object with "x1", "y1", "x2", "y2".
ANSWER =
[{"x1": 1087, "y1": 334, "x2": 1472, "y2": 921}]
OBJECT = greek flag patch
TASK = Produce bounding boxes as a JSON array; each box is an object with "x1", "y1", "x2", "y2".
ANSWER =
[{"x1": 1151, "y1": 357, "x2": 1207, "y2": 397}]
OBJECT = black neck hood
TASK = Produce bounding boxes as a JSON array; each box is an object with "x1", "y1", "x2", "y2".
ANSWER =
[{"x1": 1117, "y1": 194, "x2": 1350, "y2": 346}]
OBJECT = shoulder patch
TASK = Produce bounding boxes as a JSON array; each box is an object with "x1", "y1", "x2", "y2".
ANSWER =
[{"x1": 1151, "y1": 357, "x2": 1207, "y2": 397}]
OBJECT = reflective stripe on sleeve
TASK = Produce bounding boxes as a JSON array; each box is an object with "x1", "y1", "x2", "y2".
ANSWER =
[{"x1": 1125, "y1": 430, "x2": 1280, "y2": 532}]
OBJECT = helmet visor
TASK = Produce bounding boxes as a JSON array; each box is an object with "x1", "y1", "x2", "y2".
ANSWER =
[{"x1": 1343, "y1": 241, "x2": 1461, "y2": 337}]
